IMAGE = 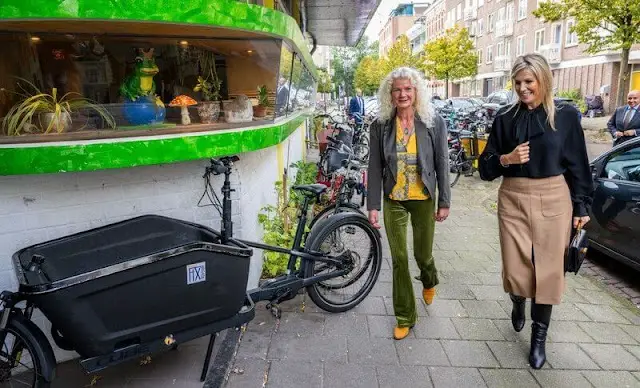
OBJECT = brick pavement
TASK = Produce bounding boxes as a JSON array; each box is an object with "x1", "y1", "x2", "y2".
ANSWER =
[{"x1": 225, "y1": 175, "x2": 640, "y2": 388}]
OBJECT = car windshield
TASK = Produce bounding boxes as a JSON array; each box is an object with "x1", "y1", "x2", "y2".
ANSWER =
[{"x1": 449, "y1": 99, "x2": 474, "y2": 109}]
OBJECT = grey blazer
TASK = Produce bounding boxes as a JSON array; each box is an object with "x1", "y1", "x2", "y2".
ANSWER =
[{"x1": 367, "y1": 112, "x2": 451, "y2": 211}]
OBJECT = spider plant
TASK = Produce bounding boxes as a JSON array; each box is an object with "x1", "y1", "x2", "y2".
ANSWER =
[{"x1": 1, "y1": 78, "x2": 116, "y2": 136}]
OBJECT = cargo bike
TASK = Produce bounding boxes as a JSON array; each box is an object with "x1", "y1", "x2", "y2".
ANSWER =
[{"x1": 0, "y1": 156, "x2": 382, "y2": 387}]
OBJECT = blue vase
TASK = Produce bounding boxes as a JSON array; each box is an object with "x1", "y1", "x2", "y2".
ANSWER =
[{"x1": 123, "y1": 96, "x2": 166, "y2": 126}]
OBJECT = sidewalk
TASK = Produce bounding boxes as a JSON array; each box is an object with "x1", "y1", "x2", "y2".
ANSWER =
[{"x1": 225, "y1": 174, "x2": 640, "y2": 388}]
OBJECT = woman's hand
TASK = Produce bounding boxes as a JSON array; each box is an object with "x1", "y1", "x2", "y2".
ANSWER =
[
  {"x1": 573, "y1": 216, "x2": 590, "y2": 229},
  {"x1": 435, "y1": 207, "x2": 449, "y2": 222},
  {"x1": 368, "y1": 210, "x2": 381, "y2": 229},
  {"x1": 503, "y1": 141, "x2": 530, "y2": 165}
]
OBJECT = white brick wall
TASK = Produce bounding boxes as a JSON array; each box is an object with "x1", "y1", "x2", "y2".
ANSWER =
[{"x1": 0, "y1": 123, "x2": 306, "y2": 362}]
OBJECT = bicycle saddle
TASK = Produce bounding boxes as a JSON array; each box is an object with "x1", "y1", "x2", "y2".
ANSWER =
[{"x1": 292, "y1": 184, "x2": 328, "y2": 196}]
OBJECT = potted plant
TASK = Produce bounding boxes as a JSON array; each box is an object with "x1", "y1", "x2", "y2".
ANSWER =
[
  {"x1": 1, "y1": 79, "x2": 115, "y2": 136},
  {"x1": 253, "y1": 85, "x2": 270, "y2": 118},
  {"x1": 193, "y1": 51, "x2": 222, "y2": 124}
]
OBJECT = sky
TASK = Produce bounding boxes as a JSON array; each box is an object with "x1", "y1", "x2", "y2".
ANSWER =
[{"x1": 363, "y1": 0, "x2": 403, "y2": 43}]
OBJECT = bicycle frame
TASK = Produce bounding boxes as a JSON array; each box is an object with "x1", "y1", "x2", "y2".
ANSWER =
[{"x1": 212, "y1": 159, "x2": 352, "y2": 306}]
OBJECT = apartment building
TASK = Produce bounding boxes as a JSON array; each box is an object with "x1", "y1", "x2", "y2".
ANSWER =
[
  {"x1": 405, "y1": 0, "x2": 448, "y2": 96},
  {"x1": 379, "y1": 3, "x2": 432, "y2": 58},
  {"x1": 439, "y1": 0, "x2": 640, "y2": 112}
]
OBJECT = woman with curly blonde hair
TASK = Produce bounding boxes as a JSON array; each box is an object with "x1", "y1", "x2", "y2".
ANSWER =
[{"x1": 367, "y1": 67, "x2": 451, "y2": 340}]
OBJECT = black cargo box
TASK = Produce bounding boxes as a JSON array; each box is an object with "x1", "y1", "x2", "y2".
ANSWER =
[{"x1": 13, "y1": 215, "x2": 252, "y2": 357}]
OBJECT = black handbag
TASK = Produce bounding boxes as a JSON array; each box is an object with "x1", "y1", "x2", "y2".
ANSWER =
[{"x1": 565, "y1": 221, "x2": 589, "y2": 274}]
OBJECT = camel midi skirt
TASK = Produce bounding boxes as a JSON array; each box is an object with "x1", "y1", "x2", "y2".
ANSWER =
[{"x1": 497, "y1": 175, "x2": 572, "y2": 305}]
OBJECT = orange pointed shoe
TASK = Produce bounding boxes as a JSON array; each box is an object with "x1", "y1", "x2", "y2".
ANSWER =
[
  {"x1": 423, "y1": 287, "x2": 436, "y2": 305},
  {"x1": 393, "y1": 326, "x2": 411, "y2": 340}
]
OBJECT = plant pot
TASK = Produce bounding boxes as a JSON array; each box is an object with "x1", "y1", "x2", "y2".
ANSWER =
[
  {"x1": 38, "y1": 112, "x2": 72, "y2": 134},
  {"x1": 197, "y1": 101, "x2": 221, "y2": 124},
  {"x1": 253, "y1": 105, "x2": 267, "y2": 118}
]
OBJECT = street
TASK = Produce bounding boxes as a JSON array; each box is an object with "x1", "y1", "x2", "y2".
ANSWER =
[{"x1": 225, "y1": 153, "x2": 640, "y2": 388}]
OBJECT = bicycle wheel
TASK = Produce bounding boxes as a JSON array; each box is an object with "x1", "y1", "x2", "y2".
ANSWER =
[
  {"x1": 354, "y1": 136, "x2": 369, "y2": 162},
  {"x1": 308, "y1": 203, "x2": 365, "y2": 231},
  {"x1": 0, "y1": 315, "x2": 55, "y2": 388},
  {"x1": 449, "y1": 149, "x2": 461, "y2": 187},
  {"x1": 304, "y1": 215, "x2": 382, "y2": 313}
]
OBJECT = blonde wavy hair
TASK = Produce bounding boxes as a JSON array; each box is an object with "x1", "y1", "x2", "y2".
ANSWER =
[
  {"x1": 510, "y1": 53, "x2": 557, "y2": 130},
  {"x1": 377, "y1": 67, "x2": 435, "y2": 126}
]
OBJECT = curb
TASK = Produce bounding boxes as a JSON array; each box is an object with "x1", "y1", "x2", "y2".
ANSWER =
[{"x1": 203, "y1": 327, "x2": 243, "y2": 388}]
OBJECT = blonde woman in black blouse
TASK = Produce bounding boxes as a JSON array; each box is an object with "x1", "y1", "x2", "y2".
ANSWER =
[{"x1": 478, "y1": 54, "x2": 592, "y2": 369}]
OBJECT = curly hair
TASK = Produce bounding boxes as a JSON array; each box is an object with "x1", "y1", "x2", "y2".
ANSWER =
[{"x1": 377, "y1": 67, "x2": 435, "y2": 126}]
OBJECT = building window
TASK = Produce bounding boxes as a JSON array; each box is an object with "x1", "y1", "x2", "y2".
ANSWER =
[
  {"x1": 457, "y1": 4, "x2": 462, "y2": 20},
  {"x1": 506, "y1": 1, "x2": 514, "y2": 22},
  {"x1": 478, "y1": 18, "x2": 485, "y2": 36},
  {"x1": 516, "y1": 34, "x2": 525, "y2": 56},
  {"x1": 471, "y1": 21, "x2": 477, "y2": 36},
  {"x1": 534, "y1": 29, "x2": 545, "y2": 52},
  {"x1": 487, "y1": 45, "x2": 494, "y2": 63},
  {"x1": 566, "y1": 19, "x2": 578, "y2": 46},
  {"x1": 488, "y1": 13, "x2": 495, "y2": 32},
  {"x1": 517, "y1": 0, "x2": 527, "y2": 20},
  {"x1": 477, "y1": 49, "x2": 483, "y2": 64},
  {"x1": 497, "y1": 41, "x2": 504, "y2": 57},
  {"x1": 505, "y1": 40, "x2": 512, "y2": 57},
  {"x1": 552, "y1": 23, "x2": 562, "y2": 45}
]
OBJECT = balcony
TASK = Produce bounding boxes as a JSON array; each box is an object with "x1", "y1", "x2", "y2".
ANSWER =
[
  {"x1": 540, "y1": 43, "x2": 562, "y2": 64},
  {"x1": 494, "y1": 56, "x2": 512, "y2": 72},
  {"x1": 464, "y1": 7, "x2": 477, "y2": 21},
  {"x1": 495, "y1": 20, "x2": 514, "y2": 37}
]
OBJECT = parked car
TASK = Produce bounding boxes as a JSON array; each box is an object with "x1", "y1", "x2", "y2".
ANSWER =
[
  {"x1": 586, "y1": 137, "x2": 640, "y2": 270},
  {"x1": 446, "y1": 97, "x2": 483, "y2": 112},
  {"x1": 481, "y1": 90, "x2": 582, "y2": 119},
  {"x1": 485, "y1": 90, "x2": 517, "y2": 106}
]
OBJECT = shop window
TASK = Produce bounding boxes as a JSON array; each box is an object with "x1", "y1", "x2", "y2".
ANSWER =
[
  {"x1": 276, "y1": 43, "x2": 294, "y2": 118},
  {"x1": 0, "y1": 32, "x2": 293, "y2": 142}
]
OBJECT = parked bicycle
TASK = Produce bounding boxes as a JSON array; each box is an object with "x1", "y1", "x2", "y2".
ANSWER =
[
  {"x1": 0, "y1": 156, "x2": 382, "y2": 387},
  {"x1": 448, "y1": 129, "x2": 477, "y2": 187},
  {"x1": 311, "y1": 139, "x2": 367, "y2": 229}
]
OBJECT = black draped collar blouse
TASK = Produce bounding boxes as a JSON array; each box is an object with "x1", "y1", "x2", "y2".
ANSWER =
[{"x1": 478, "y1": 102, "x2": 592, "y2": 216}]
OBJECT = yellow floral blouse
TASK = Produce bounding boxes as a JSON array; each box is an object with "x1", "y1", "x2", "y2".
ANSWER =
[{"x1": 390, "y1": 117, "x2": 429, "y2": 201}]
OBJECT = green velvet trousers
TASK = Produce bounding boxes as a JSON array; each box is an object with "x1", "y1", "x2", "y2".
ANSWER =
[{"x1": 383, "y1": 197, "x2": 439, "y2": 328}]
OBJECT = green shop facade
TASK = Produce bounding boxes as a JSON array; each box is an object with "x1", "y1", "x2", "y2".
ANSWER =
[{"x1": 0, "y1": 0, "x2": 378, "y2": 363}]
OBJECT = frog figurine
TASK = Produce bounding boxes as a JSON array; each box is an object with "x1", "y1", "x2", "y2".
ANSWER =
[{"x1": 120, "y1": 48, "x2": 166, "y2": 125}]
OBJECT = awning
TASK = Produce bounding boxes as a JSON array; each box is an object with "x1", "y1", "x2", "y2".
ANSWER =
[{"x1": 306, "y1": 0, "x2": 381, "y2": 46}]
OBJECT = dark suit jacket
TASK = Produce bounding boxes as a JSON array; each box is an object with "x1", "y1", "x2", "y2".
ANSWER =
[
  {"x1": 367, "y1": 112, "x2": 451, "y2": 211},
  {"x1": 607, "y1": 106, "x2": 640, "y2": 146},
  {"x1": 349, "y1": 96, "x2": 365, "y2": 116}
]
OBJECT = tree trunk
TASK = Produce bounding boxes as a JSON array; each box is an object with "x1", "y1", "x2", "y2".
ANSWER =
[
  {"x1": 444, "y1": 77, "x2": 449, "y2": 99},
  {"x1": 616, "y1": 48, "x2": 631, "y2": 108}
]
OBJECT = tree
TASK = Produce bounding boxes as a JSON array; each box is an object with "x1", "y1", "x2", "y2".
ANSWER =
[
  {"x1": 316, "y1": 68, "x2": 333, "y2": 94},
  {"x1": 354, "y1": 56, "x2": 384, "y2": 95},
  {"x1": 331, "y1": 36, "x2": 378, "y2": 97},
  {"x1": 534, "y1": 0, "x2": 640, "y2": 107},
  {"x1": 422, "y1": 25, "x2": 478, "y2": 99},
  {"x1": 383, "y1": 35, "x2": 423, "y2": 74}
]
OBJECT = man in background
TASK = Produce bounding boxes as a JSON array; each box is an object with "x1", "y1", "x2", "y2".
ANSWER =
[
  {"x1": 608, "y1": 90, "x2": 640, "y2": 146},
  {"x1": 349, "y1": 88, "x2": 365, "y2": 124}
]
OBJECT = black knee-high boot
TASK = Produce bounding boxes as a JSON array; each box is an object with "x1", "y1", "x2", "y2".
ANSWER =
[
  {"x1": 529, "y1": 300, "x2": 552, "y2": 369},
  {"x1": 510, "y1": 293, "x2": 526, "y2": 332}
]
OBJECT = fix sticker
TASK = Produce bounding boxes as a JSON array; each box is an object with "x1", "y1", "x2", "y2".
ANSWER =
[{"x1": 186, "y1": 262, "x2": 206, "y2": 285}]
